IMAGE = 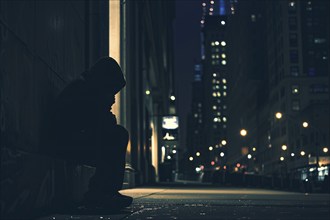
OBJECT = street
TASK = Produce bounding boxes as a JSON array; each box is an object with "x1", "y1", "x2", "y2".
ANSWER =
[{"x1": 38, "y1": 186, "x2": 330, "y2": 220}]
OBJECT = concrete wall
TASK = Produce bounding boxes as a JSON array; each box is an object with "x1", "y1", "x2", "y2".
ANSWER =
[{"x1": 0, "y1": 1, "x2": 108, "y2": 219}]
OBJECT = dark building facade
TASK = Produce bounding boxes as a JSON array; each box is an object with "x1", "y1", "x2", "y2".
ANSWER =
[
  {"x1": 225, "y1": 0, "x2": 329, "y2": 183},
  {"x1": 0, "y1": 0, "x2": 175, "y2": 219}
]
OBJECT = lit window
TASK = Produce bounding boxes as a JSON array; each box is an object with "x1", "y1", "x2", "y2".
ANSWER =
[
  {"x1": 223, "y1": 117, "x2": 227, "y2": 122},
  {"x1": 221, "y1": 41, "x2": 226, "y2": 46},
  {"x1": 194, "y1": 113, "x2": 198, "y2": 118},
  {"x1": 213, "y1": 118, "x2": 218, "y2": 122},
  {"x1": 292, "y1": 85, "x2": 299, "y2": 94},
  {"x1": 223, "y1": 124, "x2": 227, "y2": 128},
  {"x1": 202, "y1": 3, "x2": 206, "y2": 6},
  {"x1": 251, "y1": 14, "x2": 256, "y2": 22},
  {"x1": 210, "y1": 1, "x2": 214, "y2": 4},
  {"x1": 222, "y1": 60, "x2": 227, "y2": 65},
  {"x1": 222, "y1": 79, "x2": 227, "y2": 84},
  {"x1": 223, "y1": 91, "x2": 227, "y2": 96},
  {"x1": 198, "y1": 103, "x2": 202, "y2": 107},
  {"x1": 289, "y1": 2, "x2": 295, "y2": 7},
  {"x1": 217, "y1": 112, "x2": 221, "y2": 116},
  {"x1": 314, "y1": 38, "x2": 326, "y2": 44},
  {"x1": 223, "y1": 85, "x2": 227, "y2": 90},
  {"x1": 210, "y1": 8, "x2": 214, "y2": 12},
  {"x1": 212, "y1": 92, "x2": 217, "y2": 97},
  {"x1": 215, "y1": 41, "x2": 220, "y2": 45},
  {"x1": 221, "y1": 53, "x2": 226, "y2": 59},
  {"x1": 211, "y1": 42, "x2": 215, "y2": 46},
  {"x1": 292, "y1": 100, "x2": 300, "y2": 111},
  {"x1": 213, "y1": 105, "x2": 217, "y2": 110},
  {"x1": 200, "y1": 20, "x2": 205, "y2": 24},
  {"x1": 223, "y1": 105, "x2": 227, "y2": 109},
  {"x1": 217, "y1": 92, "x2": 221, "y2": 97}
]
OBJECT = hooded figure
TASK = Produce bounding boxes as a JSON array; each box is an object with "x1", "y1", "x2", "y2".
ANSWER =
[{"x1": 50, "y1": 57, "x2": 132, "y2": 209}]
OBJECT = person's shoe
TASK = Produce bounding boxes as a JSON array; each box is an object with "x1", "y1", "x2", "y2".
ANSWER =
[{"x1": 82, "y1": 191, "x2": 133, "y2": 210}]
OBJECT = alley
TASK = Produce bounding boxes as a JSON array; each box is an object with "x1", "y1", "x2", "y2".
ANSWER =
[{"x1": 38, "y1": 186, "x2": 330, "y2": 220}]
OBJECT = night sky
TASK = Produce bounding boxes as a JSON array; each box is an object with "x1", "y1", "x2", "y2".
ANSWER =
[{"x1": 174, "y1": 0, "x2": 202, "y2": 148}]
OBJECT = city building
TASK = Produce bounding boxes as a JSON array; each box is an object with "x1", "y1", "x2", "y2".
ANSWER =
[{"x1": 225, "y1": 0, "x2": 329, "y2": 183}]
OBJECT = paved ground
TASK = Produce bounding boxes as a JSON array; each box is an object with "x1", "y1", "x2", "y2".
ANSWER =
[{"x1": 38, "y1": 186, "x2": 330, "y2": 220}]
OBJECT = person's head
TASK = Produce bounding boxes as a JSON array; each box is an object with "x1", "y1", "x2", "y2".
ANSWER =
[{"x1": 83, "y1": 57, "x2": 126, "y2": 95}]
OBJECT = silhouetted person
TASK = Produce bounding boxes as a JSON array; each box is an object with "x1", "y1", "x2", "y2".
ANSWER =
[{"x1": 49, "y1": 57, "x2": 132, "y2": 209}]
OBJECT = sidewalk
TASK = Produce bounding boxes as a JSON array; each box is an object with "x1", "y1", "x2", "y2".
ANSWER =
[{"x1": 38, "y1": 186, "x2": 330, "y2": 220}]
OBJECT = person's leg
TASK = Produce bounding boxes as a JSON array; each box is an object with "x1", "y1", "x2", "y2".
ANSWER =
[
  {"x1": 83, "y1": 125, "x2": 131, "y2": 208},
  {"x1": 87, "y1": 125, "x2": 129, "y2": 194}
]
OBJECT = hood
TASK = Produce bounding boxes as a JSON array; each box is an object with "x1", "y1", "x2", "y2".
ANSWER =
[{"x1": 84, "y1": 57, "x2": 126, "y2": 94}]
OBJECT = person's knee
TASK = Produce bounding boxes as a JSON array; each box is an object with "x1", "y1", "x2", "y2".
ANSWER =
[{"x1": 114, "y1": 125, "x2": 129, "y2": 145}]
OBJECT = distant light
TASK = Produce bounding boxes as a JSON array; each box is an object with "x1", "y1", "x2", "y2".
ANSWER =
[
  {"x1": 323, "y1": 147, "x2": 329, "y2": 153},
  {"x1": 172, "y1": 149, "x2": 177, "y2": 154},
  {"x1": 300, "y1": 151, "x2": 306, "y2": 156},
  {"x1": 221, "y1": 140, "x2": 227, "y2": 146},
  {"x1": 221, "y1": 53, "x2": 226, "y2": 58},
  {"x1": 167, "y1": 155, "x2": 171, "y2": 160},
  {"x1": 302, "y1": 122, "x2": 309, "y2": 128},
  {"x1": 221, "y1": 20, "x2": 226, "y2": 25},
  {"x1": 170, "y1": 95, "x2": 176, "y2": 101},
  {"x1": 196, "y1": 152, "x2": 201, "y2": 157},
  {"x1": 291, "y1": 153, "x2": 295, "y2": 157},
  {"x1": 236, "y1": 163, "x2": 241, "y2": 168},
  {"x1": 222, "y1": 78, "x2": 227, "y2": 84},
  {"x1": 247, "y1": 154, "x2": 252, "y2": 159},
  {"x1": 213, "y1": 73, "x2": 217, "y2": 77},
  {"x1": 240, "y1": 129, "x2": 247, "y2": 137},
  {"x1": 145, "y1": 90, "x2": 151, "y2": 95},
  {"x1": 209, "y1": 146, "x2": 214, "y2": 151},
  {"x1": 275, "y1": 112, "x2": 282, "y2": 119},
  {"x1": 282, "y1": 145, "x2": 288, "y2": 151},
  {"x1": 221, "y1": 60, "x2": 227, "y2": 65},
  {"x1": 290, "y1": 1, "x2": 295, "y2": 7},
  {"x1": 210, "y1": 8, "x2": 214, "y2": 12},
  {"x1": 210, "y1": 0, "x2": 214, "y2": 4},
  {"x1": 201, "y1": 20, "x2": 205, "y2": 24},
  {"x1": 252, "y1": 147, "x2": 257, "y2": 152},
  {"x1": 220, "y1": 152, "x2": 225, "y2": 157},
  {"x1": 202, "y1": 3, "x2": 206, "y2": 7},
  {"x1": 215, "y1": 41, "x2": 220, "y2": 46},
  {"x1": 211, "y1": 161, "x2": 215, "y2": 166},
  {"x1": 189, "y1": 157, "x2": 194, "y2": 161},
  {"x1": 195, "y1": 167, "x2": 201, "y2": 172},
  {"x1": 221, "y1": 41, "x2": 226, "y2": 46},
  {"x1": 305, "y1": 178, "x2": 309, "y2": 182},
  {"x1": 280, "y1": 157, "x2": 285, "y2": 161}
]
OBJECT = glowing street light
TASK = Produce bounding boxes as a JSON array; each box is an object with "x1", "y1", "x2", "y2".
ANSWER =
[
  {"x1": 145, "y1": 90, "x2": 151, "y2": 95},
  {"x1": 323, "y1": 147, "x2": 329, "y2": 153},
  {"x1": 300, "y1": 151, "x2": 306, "y2": 156},
  {"x1": 281, "y1": 144, "x2": 287, "y2": 151},
  {"x1": 302, "y1": 121, "x2": 309, "y2": 128},
  {"x1": 221, "y1": 140, "x2": 227, "y2": 146},
  {"x1": 275, "y1": 112, "x2": 282, "y2": 119},
  {"x1": 189, "y1": 156, "x2": 194, "y2": 161},
  {"x1": 209, "y1": 146, "x2": 213, "y2": 151},
  {"x1": 280, "y1": 157, "x2": 285, "y2": 161},
  {"x1": 240, "y1": 129, "x2": 247, "y2": 137}
]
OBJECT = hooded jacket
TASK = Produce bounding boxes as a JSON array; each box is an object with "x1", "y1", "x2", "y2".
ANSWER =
[{"x1": 49, "y1": 57, "x2": 126, "y2": 148}]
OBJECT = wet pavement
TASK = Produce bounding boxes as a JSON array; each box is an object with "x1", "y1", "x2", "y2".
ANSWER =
[{"x1": 37, "y1": 186, "x2": 330, "y2": 220}]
